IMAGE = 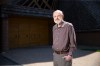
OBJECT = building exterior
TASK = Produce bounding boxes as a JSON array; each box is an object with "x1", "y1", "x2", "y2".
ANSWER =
[
  {"x1": 1, "y1": 0, "x2": 100, "y2": 52},
  {"x1": 0, "y1": 0, "x2": 57, "y2": 52}
]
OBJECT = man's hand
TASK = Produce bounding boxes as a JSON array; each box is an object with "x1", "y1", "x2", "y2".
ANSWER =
[{"x1": 62, "y1": 55, "x2": 72, "y2": 61}]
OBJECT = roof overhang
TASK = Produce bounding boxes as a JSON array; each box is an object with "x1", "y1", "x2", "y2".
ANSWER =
[{"x1": 1, "y1": 5, "x2": 53, "y2": 18}]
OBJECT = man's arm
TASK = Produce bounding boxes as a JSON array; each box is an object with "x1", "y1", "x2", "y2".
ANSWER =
[{"x1": 68, "y1": 23, "x2": 77, "y2": 56}]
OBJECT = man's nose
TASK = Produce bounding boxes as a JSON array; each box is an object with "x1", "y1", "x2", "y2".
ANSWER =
[{"x1": 55, "y1": 17, "x2": 58, "y2": 19}]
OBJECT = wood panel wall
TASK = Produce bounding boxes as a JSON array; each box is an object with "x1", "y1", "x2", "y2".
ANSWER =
[{"x1": 8, "y1": 15, "x2": 50, "y2": 48}]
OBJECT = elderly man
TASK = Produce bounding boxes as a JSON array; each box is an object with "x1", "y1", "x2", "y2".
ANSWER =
[{"x1": 52, "y1": 10, "x2": 76, "y2": 66}]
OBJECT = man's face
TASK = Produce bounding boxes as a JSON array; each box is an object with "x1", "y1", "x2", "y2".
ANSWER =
[{"x1": 53, "y1": 12, "x2": 63, "y2": 24}]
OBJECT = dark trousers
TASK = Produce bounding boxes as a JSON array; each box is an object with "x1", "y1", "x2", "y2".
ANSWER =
[{"x1": 53, "y1": 52, "x2": 72, "y2": 66}]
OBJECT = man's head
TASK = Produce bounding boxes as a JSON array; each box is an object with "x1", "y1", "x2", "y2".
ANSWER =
[{"x1": 53, "y1": 10, "x2": 64, "y2": 24}]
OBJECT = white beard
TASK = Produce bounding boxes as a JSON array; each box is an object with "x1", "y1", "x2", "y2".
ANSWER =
[{"x1": 54, "y1": 20, "x2": 62, "y2": 24}]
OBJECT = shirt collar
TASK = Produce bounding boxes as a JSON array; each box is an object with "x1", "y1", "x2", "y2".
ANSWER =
[{"x1": 56, "y1": 21, "x2": 66, "y2": 28}]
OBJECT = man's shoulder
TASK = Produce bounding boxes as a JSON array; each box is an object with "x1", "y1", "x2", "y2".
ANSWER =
[
  {"x1": 64, "y1": 21, "x2": 73, "y2": 27},
  {"x1": 53, "y1": 24, "x2": 57, "y2": 28},
  {"x1": 53, "y1": 24, "x2": 57, "y2": 30}
]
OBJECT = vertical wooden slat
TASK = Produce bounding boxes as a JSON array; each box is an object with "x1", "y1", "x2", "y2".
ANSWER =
[{"x1": 8, "y1": 15, "x2": 50, "y2": 48}]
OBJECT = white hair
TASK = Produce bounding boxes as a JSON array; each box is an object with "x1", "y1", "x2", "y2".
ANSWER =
[{"x1": 53, "y1": 10, "x2": 64, "y2": 17}]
